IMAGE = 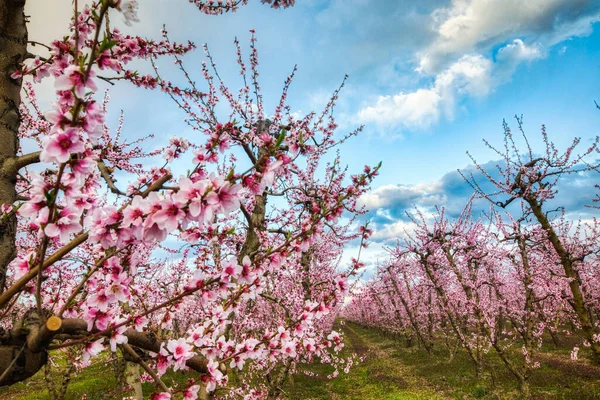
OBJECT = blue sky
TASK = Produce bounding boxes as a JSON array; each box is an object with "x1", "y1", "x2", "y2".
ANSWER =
[{"x1": 28, "y1": 0, "x2": 600, "y2": 269}]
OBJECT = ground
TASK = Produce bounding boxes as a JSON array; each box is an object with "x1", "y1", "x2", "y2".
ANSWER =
[
  {"x1": 2, "y1": 322, "x2": 600, "y2": 399},
  {"x1": 286, "y1": 322, "x2": 600, "y2": 399}
]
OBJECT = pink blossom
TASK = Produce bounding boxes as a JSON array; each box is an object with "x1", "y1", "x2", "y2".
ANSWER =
[
  {"x1": 85, "y1": 308, "x2": 110, "y2": 331},
  {"x1": 188, "y1": 269, "x2": 206, "y2": 289},
  {"x1": 173, "y1": 177, "x2": 209, "y2": 219},
  {"x1": 109, "y1": 325, "x2": 128, "y2": 352},
  {"x1": 238, "y1": 256, "x2": 254, "y2": 285},
  {"x1": 221, "y1": 258, "x2": 242, "y2": 281},
  {"x1": 281, "y1": 340, "x2": 297, "y2": 358},
  {"x1": 335, "y1": 276, "x2": 348, "y2": 293},
  {"x1": 44, "y1": 205, "x2": 82, "y2": 243},
  {"x1": 70, "y1": 157, "x2": 96, "y2": 180},
  {"x1": 82, "y1": 338, "x2": 105, "y2": 363},
  {"x1": 260, "y1": 159, "x2": 283, "y2": 190},
  {"x1": 54, "y1": 65, "x2": 97, "y2": 98},
  {"x1": 134, "y1": 316, "x2": 149, "y2": 332},
  {"x1": 151, "y1": 198, "x2": 186, "y2": 232},
  {"x1": 87, "y1": 291, "x2": 116, "y2": 313},
  {"x1": 154, "y1": 345, "x2": 172, "y2": 376},
  {"x1": 216, "y1": 183, "x2": 242, "y2": 215},
  {"x1": 166, "y1": 338, "x2": 194, "y2": 370},
  {"x1": 183, "y1": 385, "x2": 201, "y2": 400},
  {"x1": 105, "y1": 272, "x2": 131, "y2": 302},
  {"x1": 206, "y1": 360, "x2": 224, "y2": 392},
  {"x1": 10, "y1": 252, "x2": 35, "y2": 280},
  {"x1": 122, "y1": 195, "x2": 146, "y2": 227},
  {"x1": 40, "y1": 128, "x2": 85, "y2": 164},
  {"x1": 229, "y1": 355, "x2": 245, "y2": 370},
  {"x1": 192, "y1": 149, "x2": 208, "y2": 165}
]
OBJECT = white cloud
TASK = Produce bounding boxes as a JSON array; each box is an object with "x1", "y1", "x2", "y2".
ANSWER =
[
  {"x1": 370, "y1": 220, "x2": 419, "y2": 242},
  {"x1": 357, "y1": 54, "x2": 492, "y2": 127},
  {"x1": 355, "y1": 0, "x2": 598, "y2": 130},
  {"x1": 420, "y1": 0, "x2": 598, "y2": 74},
  {"x1": 358, "y1": 182, "x2": 446, "y2": 210},
  {"x1": 496, "y1": 39, "x2": 545, "y2": 64},
  {"x1": 437, "y1": 53, "x2": 493, "y2": 97},
  {"x1": 357, "y1": 88, "x2": 442, "y2": 127},
  {"x1": 494, "y1": 39, "x2": 546, "y2": 81}
]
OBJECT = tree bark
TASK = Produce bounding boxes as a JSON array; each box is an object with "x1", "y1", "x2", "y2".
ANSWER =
[
  {"x1": 0, "y1": 0, "x2": 27, "y2": 295},
  {"x1": 527, "y1": 196, "x2": 600, "y2": 363},
  {"x1": 124, "y1": 361, "x2": 143, "y2": 400},
  {"x1": 0, "y1": 316, "x2": 209, "y2": 387}
]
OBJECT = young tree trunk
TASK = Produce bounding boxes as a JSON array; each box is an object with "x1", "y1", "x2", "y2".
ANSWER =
[
  {"x1": 124, "y1": 361, "x2": 143, "y2": 400},
  {"x1": 519, "y1": 378, "x2": 530, "y2": 399},
  {"x1": 44, "y1": 362, "x2": 58, "y2": 400},
  {"x1": 418, "y1": 255, "x2": 481, "y2": 371},
  {"x1": 386, "y1": 271, "x2": 433, "y2": 354},
  {"x1": 197, "y1": 382, "x2": 213, "y2": 400},
  {"x1": 266, "y1": 360, "x2": 292, "y2": 400},
  {"x1": 0, "y1": 0, "x2": 27, "y2": 294},
  {"x1": 528, "y1": 197, "x2": 600, "y2": 363},
  {"x1": 548, "y1": 328, "x2": 561, "y2": 347}
]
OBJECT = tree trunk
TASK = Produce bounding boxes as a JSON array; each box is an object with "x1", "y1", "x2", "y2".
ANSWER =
[
  {"x1": 528, "y1": 197, "x2": 600, "y2": 363},
  {"x1": 266, "y1": 360, "x2": 292, "y2": 400},
  {"x1": 198, "y1": 382, "x2": 213, "y2": 400},
  {"x1": 549, "y1": 328, "x2": 561, "y2": 347},
  {"x1": 519, "y1": 378, "x2": 530, "y2": 399},
  {"x1": 0, "y1": 0, "x2": 27, "y2": 294},
  {"x1": 124, "y1": 361, "x2": 143, "y2": 400}
]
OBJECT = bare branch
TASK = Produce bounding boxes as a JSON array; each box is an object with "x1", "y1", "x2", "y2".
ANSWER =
[{"x1": 97, "y1": 159, "x2": 125, "y2": 195}]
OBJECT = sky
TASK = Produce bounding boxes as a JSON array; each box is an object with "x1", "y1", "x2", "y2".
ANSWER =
[{"x1": 26, "y1": 0, "x2": 600, "y2": 274}]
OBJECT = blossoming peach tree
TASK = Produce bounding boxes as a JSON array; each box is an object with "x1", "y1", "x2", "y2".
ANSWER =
[{"x1": 0, "y1": 0, "x2": 377, "y2": 398}]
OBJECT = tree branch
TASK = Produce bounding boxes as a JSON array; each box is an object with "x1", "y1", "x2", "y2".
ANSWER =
[
  {"x1": 0, "y1": 173, "x2": 172, "y2": 309},
  {"x1": 97, "y1": 159, "x2": 125, "y2": 195},
  {"x1": 14, "y1": 151, "x2": 40, "y2": 170}
]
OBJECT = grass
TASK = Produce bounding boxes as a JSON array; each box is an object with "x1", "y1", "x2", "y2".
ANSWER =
[
  {"x1": 0, "y1": 356, "x2": 195, "y2": 400},
  {"x1": 284, "y1": 323, "x2": 446, "y2": 400},
  {"x1": 321, "y1": 322, "x2": 600, "y2": 400},
  {"x1": 2, "y1": 322, "x2": 600, "y2": 399}
]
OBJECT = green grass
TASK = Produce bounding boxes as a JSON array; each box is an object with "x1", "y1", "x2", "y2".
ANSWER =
[
  {"x1": 1, "y1": 358, "x2": 117, "y2": 400},
  {"x1": 284, "y1": 323, "x2": 445, "y2": 400},
  {"x1": 325, "y1": 322, "x2": 600, "y2": 400},
  {"x1": 2, "y1": 323, "x2": 600, "y2": 399},
  {"x1": 0, "y1": 356, "x2": 195, "y2": 400}
]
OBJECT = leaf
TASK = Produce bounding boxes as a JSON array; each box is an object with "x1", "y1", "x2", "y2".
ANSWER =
[
  {"x1": 99, "y1": 38, "x2": 119, "y2": 53},
  {"x1": 276, "y1": 129, "x2": 286, "y2": 147}
]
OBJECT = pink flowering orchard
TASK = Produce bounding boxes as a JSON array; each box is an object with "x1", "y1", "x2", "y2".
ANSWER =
[
  {"x1": 343, "y1": 121, "x2": 600, "y2": 398},
  {"x1": 0, "y1": 0, "x2": 376, "y2": 398}
]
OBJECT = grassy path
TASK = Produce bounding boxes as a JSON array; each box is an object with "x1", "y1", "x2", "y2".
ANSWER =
[
  {"x1": 286, "y1": 322, "x2": 448, "y2": 399},
  {"x1": 287, "y1": 322, "x2": 600, "y2": 399}
]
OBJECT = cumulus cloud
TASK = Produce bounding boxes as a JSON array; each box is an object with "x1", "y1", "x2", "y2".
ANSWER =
[
  {"x1": 494, "y1": 39, "x2": 546, "y2": 80},
  {"x1": 356, "y1": 0, "x2": 598, "y2": 130},
  {"x1": 361, "y1": 159, "x2": 600, "y2": 243},
  {"x1": 370, "y1": 219, "x2": 421, "y2": 243},
  {"x1": 357, "y1": 54, "x2": 492, "y2": 127},
  {"x1": 497, "y1": 39, "x2": 545, "y2": 64},
  {"x1": 356, "y1": 88, "x2": 442, "y2": 127},
  {"x1": 420, "y1": 0, "x2": 599, "y2": 74},
  {"x1": 359, "y1": 182, "x2": 446, "y2": 211}
]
